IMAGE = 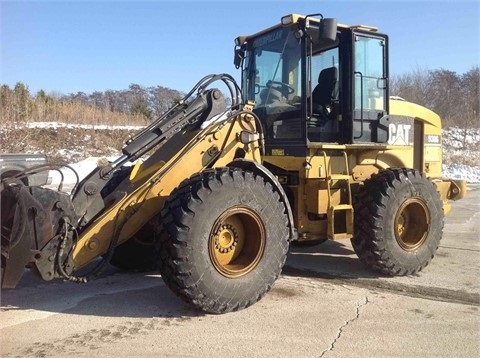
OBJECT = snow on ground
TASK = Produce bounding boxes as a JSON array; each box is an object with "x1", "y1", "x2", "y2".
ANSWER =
[
  {"x1": 48, "y1": 157, "x2": 117, "y2": 189},
  {"x1": 442, "y1": 127, "x2": 480, "y2": 183},
  {"x1": 442, "y1": 127, "x2": 480, "y2": 148},
  {"x1": 27, "y1": 121, "x2": 145, "y2": 131},
  {"x1": 442, "y1": 164, "x2": 480, "y2": 183}
]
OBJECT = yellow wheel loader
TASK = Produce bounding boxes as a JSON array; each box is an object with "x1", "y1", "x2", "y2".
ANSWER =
[{"x1": 1, "y1": 14, "x2": 466, "y2": 314}]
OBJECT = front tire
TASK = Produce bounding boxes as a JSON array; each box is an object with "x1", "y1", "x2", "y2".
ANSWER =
[
  {"x1": 158, "y1": 167, "x2": 289, "y2": 314},
  {"x1": 352, "y1": 168, "x2": 444, "y2": 276}
]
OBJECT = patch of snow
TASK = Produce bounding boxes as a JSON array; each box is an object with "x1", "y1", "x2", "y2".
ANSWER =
[
  {"x1": 442, "y1": 164, "x2": 480, "y2": 184},
  {"x1": 27, "y1": 122, "x2": 145, "y2": 131},
  {"x1": 443, "y1": 127, "x2": 480, "y2": 148},
  {"x1": 47, "y1": 156, "x2": 119, "y2": 192}
]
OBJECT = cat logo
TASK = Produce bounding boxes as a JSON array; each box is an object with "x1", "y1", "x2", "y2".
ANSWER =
[{"x1": 388, "y1": 123, "x2": 411, "y2": 145}]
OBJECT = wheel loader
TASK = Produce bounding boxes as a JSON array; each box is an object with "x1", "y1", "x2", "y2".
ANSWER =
[{"x1": 1, "y1": 14, "x2": 467, "y2": 314}]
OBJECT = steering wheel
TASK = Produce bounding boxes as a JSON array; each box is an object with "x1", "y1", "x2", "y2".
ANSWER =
[{"x1": 267, "y1": 80, "x2": 295, "y2": 96}]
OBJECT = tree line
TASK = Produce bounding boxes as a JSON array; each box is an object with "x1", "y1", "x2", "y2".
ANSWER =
[
  {"x1": 61, "y1": 83, "x2": 185, "y2": 121},
  {"x1": 1, "y1": 66, "x2": 478, "y2": 128},
  {"x1": 0, "y1": 82, "x2": 184, "y2": 126},
  {"x1": 390, "y1": 67, "x2": 479, "y2": 128}
]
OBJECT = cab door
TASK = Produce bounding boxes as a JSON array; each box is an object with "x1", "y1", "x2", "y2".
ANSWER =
[{"x1": 352, "y1": 32, "x2": 389, "y2": 143}]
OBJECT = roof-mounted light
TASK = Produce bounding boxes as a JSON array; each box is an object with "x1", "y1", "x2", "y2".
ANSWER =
[
  {"x1": 350, "y1": 24, "x2": 378, "y2": 32},
  {"x1": 234, "y1": 36, "x2": 247, "y2": 46},
  {"x1": 281, "y1": 14, "x2": 294, "y2": 26}
]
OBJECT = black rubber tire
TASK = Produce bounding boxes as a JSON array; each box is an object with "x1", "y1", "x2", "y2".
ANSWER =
[
  {"x1": 352, "y1": 168, "x2": 444, "y2": 276},
  {"x1": 101, "y1": 166, "x2": 158, "y2": 272},
  {"x1": 158, "y1": 167, "x2": 289, "y2": 314}
]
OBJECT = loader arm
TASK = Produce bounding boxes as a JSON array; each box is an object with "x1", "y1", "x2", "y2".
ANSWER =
[{"x1": 71, "y1": 102, "x2": 262, "y2": 268}]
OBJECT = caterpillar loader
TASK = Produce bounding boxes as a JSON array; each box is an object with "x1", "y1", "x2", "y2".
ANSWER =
[{"x1": 1, "y1": 14, "x2": 466, "y2": 313}]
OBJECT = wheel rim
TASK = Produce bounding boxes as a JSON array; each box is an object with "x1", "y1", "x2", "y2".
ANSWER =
[
  {"x1": 209, "y1": 206, "x2": 266, "y2": 278},
  {"x1": 394, "y1": 198, "x2": 430, "y2": 251}
]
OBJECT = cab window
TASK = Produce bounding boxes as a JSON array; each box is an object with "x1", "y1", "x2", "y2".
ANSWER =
[{"x1": 244, "y1": 27, "x2": 303, "y2": 140}]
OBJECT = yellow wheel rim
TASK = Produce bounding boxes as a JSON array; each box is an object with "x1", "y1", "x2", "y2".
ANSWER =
[
  {"x1": 394, "y1": 198, "x2": 430, "y2": 251},
  {"x1": 209, "y1": 206, "x2": 266, "y2": 278}
]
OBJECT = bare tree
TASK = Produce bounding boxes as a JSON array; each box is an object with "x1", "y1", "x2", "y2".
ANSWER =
[
  {"x1": 390, "y1": 67, "x2": 431, "y2": 106},
  {"x1": 427, "y1": 69, "x2": 462, "y2": 126},
  {"x1": 148, "y1": 85, "x2": 183, "y2": 119}
]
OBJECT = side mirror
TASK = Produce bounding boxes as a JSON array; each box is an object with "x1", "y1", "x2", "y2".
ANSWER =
[
  {"x1": 319, "y1": 18, "x2": 337, "y2": 44},
  {"x1": 234, "y1": 48, "x2": 245, "y2": 69}
]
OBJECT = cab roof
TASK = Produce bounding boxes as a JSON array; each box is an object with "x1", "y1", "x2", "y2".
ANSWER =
[{"x1": 235, "y1": 13, "x2": 378, "y2": 46}]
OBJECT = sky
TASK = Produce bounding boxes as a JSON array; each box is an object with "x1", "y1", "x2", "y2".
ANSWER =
[{"x1": 1, "y1": 0, "x2": 479, "y2": 95}]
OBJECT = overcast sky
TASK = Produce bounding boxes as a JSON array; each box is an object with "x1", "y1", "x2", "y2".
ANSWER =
[{"x1": 1, "y1": 0, "x2": 479, "y2": 94}]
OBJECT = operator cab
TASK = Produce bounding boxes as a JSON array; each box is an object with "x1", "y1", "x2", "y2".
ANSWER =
[{"x1": 234, "y1": 14, "x2": 390, "y2": 156}]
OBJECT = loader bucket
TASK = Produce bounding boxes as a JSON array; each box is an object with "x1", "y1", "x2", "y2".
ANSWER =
[{"x1": 1, "y1": 184, "x2": 52, "y2": 288}]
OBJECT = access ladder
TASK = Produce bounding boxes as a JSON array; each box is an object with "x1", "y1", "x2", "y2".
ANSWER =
[{"x1": 321, "y1": 150, "x2": 354, "y2": 240}]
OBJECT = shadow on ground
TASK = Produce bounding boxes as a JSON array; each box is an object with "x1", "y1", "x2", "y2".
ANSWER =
[
  {"x1": 1, "y1": 264, "x2": 203, "y2": 319},
  {"x1": 1, "y1": 239, "x2": 423, "y2": 319},
  {"x1": 285, "y1": 239, "x2": 380, "y2": 279}
]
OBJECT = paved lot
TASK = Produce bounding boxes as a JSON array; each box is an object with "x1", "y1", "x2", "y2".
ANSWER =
[{"x1": 1, "y1": 186, "x2": 479, "y2": 358}]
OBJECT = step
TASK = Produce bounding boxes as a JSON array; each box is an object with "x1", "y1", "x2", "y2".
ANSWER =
[
  {"x1": 330, "y1": 204, "x2": 353, "y2": 211},
  {"x1": 327, "y1": 205, "x2": 354, "y2": 240},
  {"x1": 331, "y1": 232, "x2": 353, "y2": 240}
]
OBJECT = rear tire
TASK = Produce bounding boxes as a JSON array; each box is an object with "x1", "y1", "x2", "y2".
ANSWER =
[
  {"x1": 352, "y1": 168, "x2": 444, "y2": 276},
  {"x1": 158, "y1": 167, "x2": 289, "y2": 314}
]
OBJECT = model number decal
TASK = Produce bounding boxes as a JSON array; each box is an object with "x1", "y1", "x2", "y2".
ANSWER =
[{"x1": 426, "y1": 135, "x2": 441, "y2": 144}]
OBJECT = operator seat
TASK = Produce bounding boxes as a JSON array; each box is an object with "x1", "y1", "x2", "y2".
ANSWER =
[{"x1": 310, "y1": 66, "x2": 337, "y2": 125}]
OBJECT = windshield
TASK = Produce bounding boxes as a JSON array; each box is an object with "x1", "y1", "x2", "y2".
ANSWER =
[
  {"x1": 242, "y1": 27, "x2": 303, "y2": 140},
  {"x1": 243, "y1": 27, "x2": 302, "y2": 105}
]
